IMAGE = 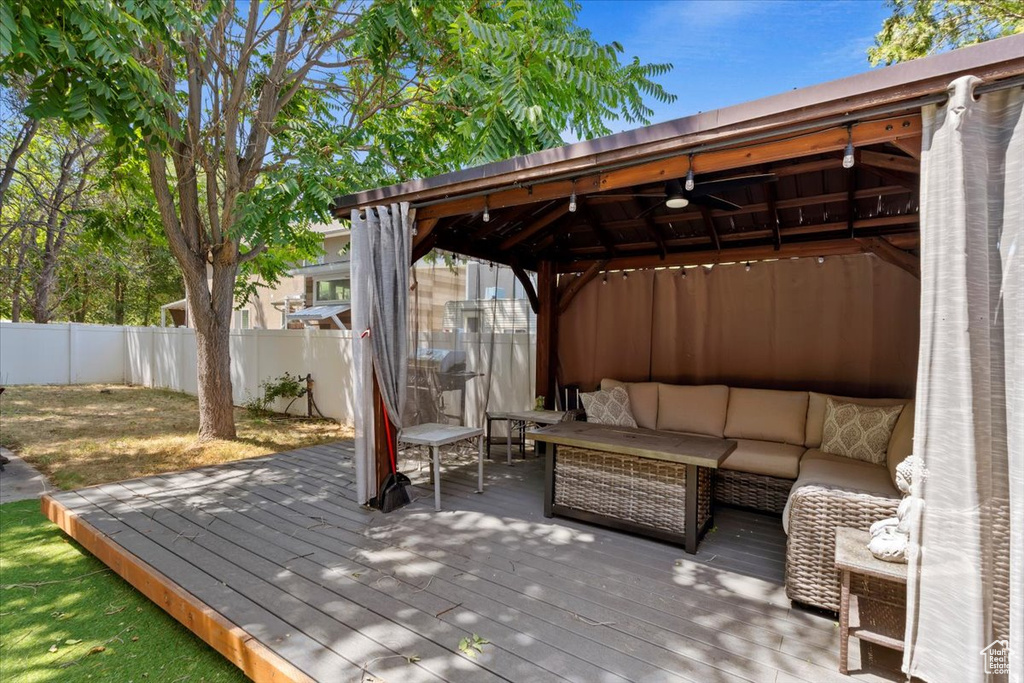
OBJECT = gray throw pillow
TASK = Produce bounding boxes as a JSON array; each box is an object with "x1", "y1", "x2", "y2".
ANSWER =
[{"x1": 580, "y1": 386, "x2": 637, "y2": 428}]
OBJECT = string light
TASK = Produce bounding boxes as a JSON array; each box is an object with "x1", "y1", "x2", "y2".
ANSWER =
[
  {"x1": 685, "y1": 155, "x2": 695, "y2": 191},
  {"x1": 817, "y1": 256, "x2": 825, "y2": 264},
  {"x1": 482, "y1": 196, "x2": 490, "y2": 222},
  {"x1": 842, "y1": 126, "x2": 855, "y2": 169},
  {"x1": 622, "y1": 271, "x2": 629, "y2": 280},
  {"x1": 745, "y1": 261, "x2": 751, "y2": 272},
  {"x1": 568, "y1": 180, "x2": 577, "y2": 213}
]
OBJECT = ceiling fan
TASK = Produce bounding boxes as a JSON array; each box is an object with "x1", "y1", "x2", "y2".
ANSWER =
[{"x1": 602, "y1": 172, "x2": 777, "y2": 214}]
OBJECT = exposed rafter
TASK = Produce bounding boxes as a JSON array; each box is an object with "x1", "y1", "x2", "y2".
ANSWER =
[
  {"x1": 764, "y1": 180, "x2": 782, "y2": 250},
  {"x1": 628, "y1": 195, "x2": 668, "y2": 259},
  {"x1": 558, "y1": 260, "x2": 609, "y2": 314},
  {"x1": 559, "y1": 233, "x2": 920, "y2": 273},
  {"x1": 856, "y1": 236, "x2": 920, "y2": 278},
  {"x1": 698, "y1": 206, "x2": 721, "y2": 251},
  {"x1": 499, "y1": 203, "x2": 571, "y2": 250},
  {"x1": 510, "y1": 260, "x2": 541, "y2": 314}
]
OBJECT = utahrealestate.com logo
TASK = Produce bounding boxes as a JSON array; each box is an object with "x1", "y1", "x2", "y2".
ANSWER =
[{"x1": 980, "y1": 639, "x2": 1012, "y2": 675}]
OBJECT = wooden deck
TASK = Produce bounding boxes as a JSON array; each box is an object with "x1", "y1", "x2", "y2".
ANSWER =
[{"x1": 42, "y1": 441, "x2": 896, "y2": 683}]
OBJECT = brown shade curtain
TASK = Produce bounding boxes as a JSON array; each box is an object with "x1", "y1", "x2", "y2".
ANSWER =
[{"x1": 559, "y1": 253, "x2": 920, "y2": 398}]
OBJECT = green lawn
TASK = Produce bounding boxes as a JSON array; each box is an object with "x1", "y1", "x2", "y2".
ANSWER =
[{"x1": 0, "y1": 500, "x2": 246, "y2": 683}]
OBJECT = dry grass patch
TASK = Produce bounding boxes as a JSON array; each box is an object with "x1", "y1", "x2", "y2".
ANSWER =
[{"x1": 0, "y1": 384, "x2": 351, "y2": 489}]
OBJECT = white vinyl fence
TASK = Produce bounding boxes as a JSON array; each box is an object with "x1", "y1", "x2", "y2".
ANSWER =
[{"x1": 0, "y1": 322, "x2": 536, "y2": 427}]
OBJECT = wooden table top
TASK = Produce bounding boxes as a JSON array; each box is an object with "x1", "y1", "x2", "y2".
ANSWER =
[
  {"x1": 834, "y1": 527, "x2": 908, "y2": 583},
  {"x1": 527, "y1": 422, "x2": 735, "y2": 468},
  {"x1": 399, "y1": 423, "x2": 483, "y2": 447}
]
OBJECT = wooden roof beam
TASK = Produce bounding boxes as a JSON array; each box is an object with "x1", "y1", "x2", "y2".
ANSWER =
[
  {"x1": 889, "y1": 135, "x2": 922, "y2": 160},
  {"x1": 498, "y1": 202, "x2": 572, "y2": 250},
  {"x1": 416, "y1": 115, "x2": 922, "y2": 221},
  {"x1": 510, "y1": 260, "x2": 540, "y2": 314},
  {"x1": 559, "y1": 233, "x2": 921, "y2": 273},
  {"x1": 470, "y1": 202, "x2": 541, "y2": 240},
  {"x1": 558, "y1": 260, "x2": 608, "y2": 314},
  {"x1": 764, "y1": 176, "x2": 781, "y2": 250},
  {"x1": 627, "y1": 196, "x2": 668, "y2": 259},
  {"x1": 580, "y1": 199, "x2": 620, "y2": 257},
  {"x1": 856, "y1": 236, "x2": 920, "y2": 278},
  {"x1": 566, "y1": 215, "x2": 919, "y2": 256},
  {"x1": 698, "y1": 206, "x2": 721, "y2": 251},
  {"x1": 846, "y1": 155, "x2": 858, "y2": 239},
  {"x1": 860, "y1": 149, "x2": 919, "y2": 174},
  {"x1": 412, "y1": 217, "x2": 440, "y2": 262}
]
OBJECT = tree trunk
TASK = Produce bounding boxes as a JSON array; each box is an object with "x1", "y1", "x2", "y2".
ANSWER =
[
  {"x1": 31, "y1": 256, "x2": 58, "y2": 323},
  {"x1": 186, "y1": 261, "x2": 238, "y2": 441},
  {"x1": 10, "y1": 228, "x2": 33, "y2": 322},
  {"x1": 74, "y1": 270, "x2": 89, "y2": 322},
  {"x1": 113, "y1": 273, "x2": 125, "y2": 325}
]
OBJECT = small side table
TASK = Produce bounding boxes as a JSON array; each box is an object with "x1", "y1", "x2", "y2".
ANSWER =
[
  {"x1": 484, "y1": 411, "x2": 514, "y2": 463},
  {"x1": 834, "y1": 527, "x2": 908, "y2": 675},
  {"x1": 398, "y1": 423, "x2": 484, "y2": 512},
  {"x1": 507, "y1": 410, "x2": 566, "y2": 461}
]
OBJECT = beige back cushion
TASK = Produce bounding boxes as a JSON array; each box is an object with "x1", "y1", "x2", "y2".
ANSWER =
[
  {"x1": 600, "y1": 379, "x2": 659, "y2": 429},
  {"x1": 805, "y1": 392, "x2": 908, "y2": 447},
  {"x1": 724, "y1": 388, "x2": 808, "y2": 445},
  {"x1": 887, "y1": 400, "x2": 915, "y2": 483},
  {"x1": 655, "y1": 384, "x2": 730, "y2": 437}
]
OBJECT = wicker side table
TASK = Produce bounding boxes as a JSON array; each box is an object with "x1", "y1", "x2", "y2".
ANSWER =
[{"x1": 834, "y1": 527, "x2": 908, "y2": 675}]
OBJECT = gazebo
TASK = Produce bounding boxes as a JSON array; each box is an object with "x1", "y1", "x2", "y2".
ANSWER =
[{"x1": 334, "y1": 35, "x2": 1022, "y2": 683}]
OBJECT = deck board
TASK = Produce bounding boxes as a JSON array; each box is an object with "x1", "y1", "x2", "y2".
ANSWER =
[{"x1": 44, "y1": 441, "x2": 897, "y2": 683}]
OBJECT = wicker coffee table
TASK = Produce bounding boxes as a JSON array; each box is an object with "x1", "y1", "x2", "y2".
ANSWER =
[{"x1": 528, "y1": 422, "x2": 735, "y2": 554}]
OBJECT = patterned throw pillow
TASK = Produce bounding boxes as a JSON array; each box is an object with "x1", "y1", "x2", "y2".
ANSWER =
[
  {"x1": 821, "y1": 397, "x2": 904, "y2": 465},
  {"x1": 580, "y1": 386, "x2": 637, "y2": 428}
]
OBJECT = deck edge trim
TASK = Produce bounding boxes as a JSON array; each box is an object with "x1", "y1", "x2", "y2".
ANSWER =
[{"x1": 41, "y1": 493, "x2": 315, "y2": 683}]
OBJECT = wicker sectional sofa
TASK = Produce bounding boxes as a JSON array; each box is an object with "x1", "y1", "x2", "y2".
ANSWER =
[{"x1": 599, "y1": 378, "x2": 914, "y2": 612}]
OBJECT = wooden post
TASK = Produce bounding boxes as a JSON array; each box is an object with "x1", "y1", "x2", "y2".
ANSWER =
[
  {"x1": 371, "y1": 370, "x2": 395, "y2": 504},
  {"x1": 536, "y1": 260, "x2": 559, "y2": 409},
  {"x1": 306, "y1": 374, "x2": 314, "y2": 418}
]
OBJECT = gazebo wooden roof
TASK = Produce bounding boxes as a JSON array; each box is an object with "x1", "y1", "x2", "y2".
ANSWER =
[{"x1": 332, "y1": 35, "x2": 1024, "y2": 282}]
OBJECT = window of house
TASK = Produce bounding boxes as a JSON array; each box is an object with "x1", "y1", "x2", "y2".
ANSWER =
[
  {"x1": 315, "y1": 278, "x2": 351, "y2": 303},
  {"x1": 236, "y1": 309, "x2": 251, "y2": 329}
]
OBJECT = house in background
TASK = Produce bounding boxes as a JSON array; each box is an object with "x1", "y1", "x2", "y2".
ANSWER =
[{"x1": 159, "y1": 221, "x2": 534, "y2": 333}]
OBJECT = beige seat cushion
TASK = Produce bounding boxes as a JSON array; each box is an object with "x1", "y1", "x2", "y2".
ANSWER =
[
  {"x1": 805, "y1": 392, "x2": 909, "y2": 448},
  {"x1": 720, "y1": 439, "x2": 805, "y2": 479},
  {"x1": 783, "y1": 449, "x2": 900, "y2": 533},
  {"x1": 655, "y1": 384, "x2": 730, "y2": 437},
  {"x1": 600, "y1": 379, "x2": 659, "y2": 430},
  {"x1": 724, "y1": 388, "x2": 808, "y2": 445}
]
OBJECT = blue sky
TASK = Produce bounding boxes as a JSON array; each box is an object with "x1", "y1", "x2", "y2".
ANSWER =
[{"x1": 577, "y1": 0, "x2": 892, "y2": 130}]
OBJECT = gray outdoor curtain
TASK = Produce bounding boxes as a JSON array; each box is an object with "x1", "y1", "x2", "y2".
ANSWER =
[
  {"x1": 350, "y1": 202, "x2": 412, "y2": 504},
  {"x1": 905, "y1": 76, "x2": 1022, "y2": 682}
]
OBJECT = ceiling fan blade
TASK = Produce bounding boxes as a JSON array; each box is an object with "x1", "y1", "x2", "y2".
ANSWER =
[
  {"x1": 690, "y1": 173, "x2": 776, "y2": 197},
  {"x1": 634, "y1": 200, "x2": 665, "y2": 220},
  {"x1": 691, "y1": 194, "x2": 743, "y2": 212}
]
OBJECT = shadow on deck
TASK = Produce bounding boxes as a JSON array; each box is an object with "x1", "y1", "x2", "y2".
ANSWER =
[{"x1": 42, "y1": 441, "x2": 897, "y2": 683}]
